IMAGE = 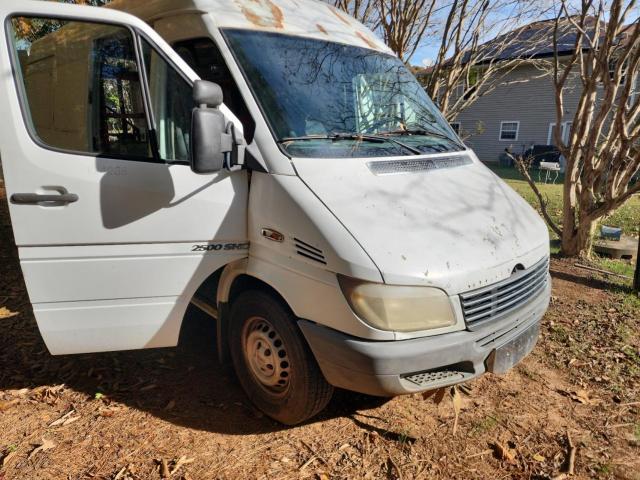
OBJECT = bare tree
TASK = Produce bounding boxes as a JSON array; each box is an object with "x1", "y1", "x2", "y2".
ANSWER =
[
  {"x1": 330, "y1": 0, "x2": 438, "y2": 60},
  {"x1": 332, "y1": 0, "x2": 379, "y2": 25},
  {"x1": 330, "y1": 0, "x2": 554, "y2": 120},
  {"x1": 513, "y1": 0, "x2": 640, "y2": 257},
  {"x1": 422, "y1": 0, "x2": 554, "y2": 121},
  {"x1": 377, "y1": 0, "x2": 439, "y2": 61}
]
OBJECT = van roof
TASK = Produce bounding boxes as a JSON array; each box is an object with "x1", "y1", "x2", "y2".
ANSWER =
[{"x1": 106, "y1": 0, "x2": 391, "y2": 54}]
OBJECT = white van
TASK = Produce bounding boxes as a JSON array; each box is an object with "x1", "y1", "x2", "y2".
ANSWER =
[{"x1": 0, "y1": 0, "x2": 550, "y2": 424}]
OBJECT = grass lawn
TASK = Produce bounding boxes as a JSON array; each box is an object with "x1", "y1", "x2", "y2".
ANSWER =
[
  {"x1": 489, "y1": 165, "x2": 640, "y2": 239},
  {"x1": 488, "y1": 165, "x2": 640, "y2": 281}
]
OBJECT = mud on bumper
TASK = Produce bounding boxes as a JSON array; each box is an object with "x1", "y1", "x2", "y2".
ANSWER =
[{"x1": 299, "y1": 278, "x2": 550, "y2": 396}]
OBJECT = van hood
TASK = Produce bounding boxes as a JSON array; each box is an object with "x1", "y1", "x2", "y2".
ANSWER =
[{"x1": 293, "y1": 151, "x2": 549, "y2": 295}]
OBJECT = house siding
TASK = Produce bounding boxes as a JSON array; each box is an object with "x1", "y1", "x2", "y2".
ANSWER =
[{"x1": 454, "y1": 63, "x2": 583, "y2": 162}]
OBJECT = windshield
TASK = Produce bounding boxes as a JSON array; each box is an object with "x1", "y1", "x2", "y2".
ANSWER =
[{"x1": 223, "y1": 29, "x2": 463, "y2": 158}]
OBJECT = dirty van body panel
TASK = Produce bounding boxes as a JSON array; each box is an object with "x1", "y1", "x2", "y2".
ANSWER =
[
  {"x1": 293, "y1": 150, "x2": 550, "y2": 293},
  {"x1": 244, "y1": 172, "x2": 398, "y2": 340},
  {"x1": 0, "y1": 2, "x2": 248, "y2": 354},
  {"x1": 107, "y1": 0, "x2": 390, "y2": 54},
  {"x1": 299, "y1": 277, "x2": 550, "y2": 396}
]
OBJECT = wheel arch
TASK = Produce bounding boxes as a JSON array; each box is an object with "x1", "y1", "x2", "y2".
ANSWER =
[{"x1": 212, "y1": 258, "x2": 296, "y2": 363}]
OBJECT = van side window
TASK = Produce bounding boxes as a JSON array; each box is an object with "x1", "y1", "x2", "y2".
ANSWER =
[
  {"x1": 9, "y1": 17, "x2": 152, "y2": 158},
  {"x1": 173, "y1": 38, "x2": 256, "y2": 143},
  {"x1": 141, "y1": 40, "x2": 194, "y2": 162}
]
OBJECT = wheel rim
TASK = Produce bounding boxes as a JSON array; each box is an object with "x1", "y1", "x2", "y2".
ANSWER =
[{"x1": 242, "y1": 316, "x2": 291, "y2": 396}]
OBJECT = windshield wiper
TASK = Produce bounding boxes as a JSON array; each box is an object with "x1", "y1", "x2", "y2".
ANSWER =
[
  {"x1": 378, "y1": 128, "x2": 466, "y2": 151},
  {"x1": 279, "y1": 133, "x2": 383, "y2": 143},
  {"x1": 278, "y1": 132, "x2": 422, "y2": 155}
]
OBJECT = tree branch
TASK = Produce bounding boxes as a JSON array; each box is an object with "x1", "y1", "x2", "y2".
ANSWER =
[{"x1": 510, "y1": 153, "x2": 563, "y2": 238}]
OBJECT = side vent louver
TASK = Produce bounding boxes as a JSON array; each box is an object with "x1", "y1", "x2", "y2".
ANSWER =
[{"x1": 294, "y1": 238, "x2": 327, "y2": 264}]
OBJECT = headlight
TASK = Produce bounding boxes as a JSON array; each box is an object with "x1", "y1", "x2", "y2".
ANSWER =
[{"x1": 338, "y1": 275, "x2": 456, "y2": 332}]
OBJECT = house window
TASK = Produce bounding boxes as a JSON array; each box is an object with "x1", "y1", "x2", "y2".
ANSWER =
[
  {"x1": 450, "y1": 122, "x2": 461, "y2": 135},
  {"x1": 627, "y1": 75, "x2": 638, "y2": 106},
  {"x1": 499, "y1": 121, "x2": 519, "y2": 141},
  {"x1": 547, "y1": 122, "x2": 572, "y2": 145},
  {"x1": 609, "y1": 59, "x2": 627, "y2": 85},
  {"x1": 453, "y1": 69, "x2": 480, "y2": 100},
  {"x1": 454, "y1": 82, "x2": 465, "y2": 99}
]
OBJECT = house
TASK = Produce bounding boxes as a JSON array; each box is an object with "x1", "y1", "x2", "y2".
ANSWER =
[{"x1": 421, "y1": 17, "x2": 630, "y2": 163}]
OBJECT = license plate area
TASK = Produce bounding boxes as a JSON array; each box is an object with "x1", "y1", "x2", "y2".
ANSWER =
[{"x1": 486, "y1": 322, "x2": 540, "y2": 374}]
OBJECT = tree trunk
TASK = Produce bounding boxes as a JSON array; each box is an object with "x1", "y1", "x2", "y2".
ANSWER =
[{"x1": 560, "y1": 217, "x2": 597, "y2": 257}]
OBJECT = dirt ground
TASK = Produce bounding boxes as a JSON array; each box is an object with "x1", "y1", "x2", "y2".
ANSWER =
[{"x1": 0, "y1": 183, "x2": 639, "y2": 480}]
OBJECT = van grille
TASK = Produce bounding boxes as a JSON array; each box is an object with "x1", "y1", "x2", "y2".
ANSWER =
[
  {"x1": 294, "y1": 238, "x2": 326, "y2": 264},
  {"x1": 460, "y1": 257, "x2": 549, "y2": 328}
]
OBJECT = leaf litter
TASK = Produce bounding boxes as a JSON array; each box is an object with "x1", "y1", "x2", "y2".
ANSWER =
[
  {"x1": 28, "y1": 438, "x2": 55, "y2": 460},
  {"x1": 0, "y1": 191, "x2": 638, "y2": 480}
]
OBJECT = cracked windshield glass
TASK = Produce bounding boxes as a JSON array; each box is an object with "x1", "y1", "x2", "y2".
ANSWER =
[{"x1": 224, "y1": 29, "x2": 464, "y2": 158}]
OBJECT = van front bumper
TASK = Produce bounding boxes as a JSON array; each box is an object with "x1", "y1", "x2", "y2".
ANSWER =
[{"x1": 298, "y1": 278, "x2": 550, "y2": 396}]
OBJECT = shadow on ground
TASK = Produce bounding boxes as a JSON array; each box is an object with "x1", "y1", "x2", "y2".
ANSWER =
[
  {"x1": 549, "y1": 266, "x2": 634, "y2": 294},
  {"x1": 0, "y1": 193, "x2": 389, "y2": 436}
]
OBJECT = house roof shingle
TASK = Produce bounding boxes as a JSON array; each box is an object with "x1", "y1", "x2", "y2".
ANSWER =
[{"x1": 463, "y1": 16, "x2": 602, "y2": 65}]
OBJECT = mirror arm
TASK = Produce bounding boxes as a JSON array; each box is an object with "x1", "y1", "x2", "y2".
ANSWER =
[{"x1": 225, "y1": 123, "x2": 246, "y2": 171}]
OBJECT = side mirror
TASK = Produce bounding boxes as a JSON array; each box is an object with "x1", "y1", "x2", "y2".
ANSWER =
[{"x1": 190, "y1": 80, "x2": 245, "y2": 173}]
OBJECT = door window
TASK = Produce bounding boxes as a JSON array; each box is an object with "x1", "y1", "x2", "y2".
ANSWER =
[
  {"x1": 172, "y1": 38, "x2": 255, "y2": 143},
  {"x1": 141, "y1": 40, "x2": 194, "y2": 162},
  {"x1": 9, "y1": 17, "x2": 152, "y2": 158}
]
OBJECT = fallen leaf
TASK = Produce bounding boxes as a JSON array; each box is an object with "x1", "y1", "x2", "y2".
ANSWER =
[
  {"x1": 563, "y1": 389, "x2": 593, "y2": 404},
  {"x1": 451, "y1": 387, "x2": 462, "y2": 435},
  {"x1": 492, "y1": 442, "x2": 516, "y2": 463},
  {"x1": 1, "y1": 451, "x2": 17, "y2": 468},
  {"x1": 164, "y1": 400, "x2": 176, "y2": 411},
  {"x1": 9, "y1": 388, "x2": 30, "y2": 398},
  {"x1": 61, "y1": 416, "x2": 80, "y2": 426},
  {"x1": 533, "y1": 453, "x2": 546, "y2": 462},
  {"x1": 367, "y1": 431, "x2": 380, "y2": 444},
  {"x1": 0, "y1": 307, "x2": 18, "y2": 319},
  {"x1": 113, "y1": 466, "x2": 128, "y2": 480},
  {"x1": 28, "y1": 438, "x2": 55, "y2": 460},
  {"x1": 160, "y1": 458, "x2": 170, "y2": 478},
  {"x1": 113, "y1": 463, "x2": 137, "y2": 480},
  {"x1": 48, "y1": 410, "x2": 76, "y2": 427},
  {"x1": 0, "y1": 400, "x2": 19, "y2": 413},
  {"x1": 170, "y1": 456, "x2": 194, "y2": 475},
  {"x1": 300, "y1": 455, "x2": 318, "y2": 470},
  {"x1": 94, "y1": 392, "x2": 105, "y2": 400},
  {"x1": 99, "y1": 408, "x2": 117, "y2": 418},
  {"x1": 31, "y1": 385, "x2": 65, "y2": 405},
  {"x1": 140, "y1": 384, "x2": 157, "y2": 392},
  {"x1": 458, "y1": 383, "x2": 473, "y2": 396},
  {"x1": 422, "y1": 387, "x2": 447, "y2": 404}
]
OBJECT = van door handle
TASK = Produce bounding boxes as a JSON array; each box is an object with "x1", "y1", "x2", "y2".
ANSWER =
[{"x1": 10, "y1": 192, "x2": 79, "y2": 205}]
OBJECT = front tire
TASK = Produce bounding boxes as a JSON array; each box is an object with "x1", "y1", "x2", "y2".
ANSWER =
[{"x1": 228, "y1": 290, "x2": 333, "y2": 425}]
